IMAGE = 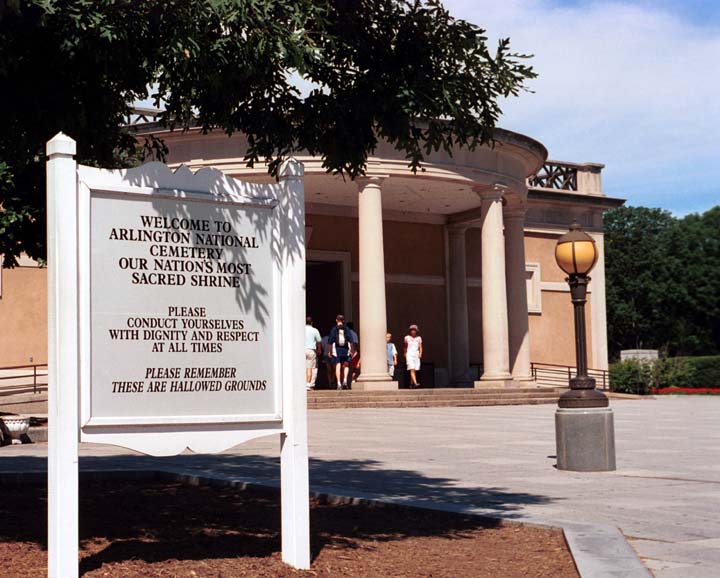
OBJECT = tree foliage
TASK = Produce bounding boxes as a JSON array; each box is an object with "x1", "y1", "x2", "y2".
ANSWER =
[
  {"x1": 605, "y1": 205, "x2": 720, "y2": 358},
  {"x1": 0, "y1": 0, "x2": 535, "y2": 265}
]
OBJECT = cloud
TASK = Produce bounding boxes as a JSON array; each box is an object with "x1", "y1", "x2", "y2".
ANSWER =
[{"x1": 445, "y1": 0, "x2": 720, "y2": 213}]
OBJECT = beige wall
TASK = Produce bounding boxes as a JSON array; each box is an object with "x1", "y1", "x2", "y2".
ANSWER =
[
  {"x1": 307, "y1": 213, "x2": 359, "y2": 269},
  {"x1": 384, "y1": 221, "x2": 445, "y2": 276},
  {"x1": 524, "y1": 232, "x2": 594, "y2": 367},
  {"x1": 529, "y1": 292, "x2": 593, "y2": 367},
  {"x1": 0, "y1": 266, "x2": 48, "y2": 366},
  {"x1": 306, "y1": 214, "x2": 446, "y2": 276},
  {"x1": 525, "y1": 233, "x2": 566, "y2": 283}
]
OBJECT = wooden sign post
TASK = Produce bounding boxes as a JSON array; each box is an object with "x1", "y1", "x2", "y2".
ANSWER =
[{"x1": 46, "y1": 133, "x2": 309, "y2": 577}]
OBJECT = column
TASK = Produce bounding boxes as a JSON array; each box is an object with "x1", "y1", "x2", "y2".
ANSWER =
[
  {"x1": 504, "y1": 206, "x2": 533, "y2": 380},
  {"x1": 355, "y1": 176, "x2": 396, "y2": 390},
  {"x1": 479, "y1": 188, "x2": 512, "y2": 382},
  {"x1": 447, "y1": 225, "x2": 471, "y2": 384}
]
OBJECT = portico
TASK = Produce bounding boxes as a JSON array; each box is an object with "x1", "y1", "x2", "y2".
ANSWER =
[
  {"x1": 348, "y1": 173, "x2": 536, "y2": 389},
  {"x1": 138, "y1": 126, "x2": 621, "y2": 391}
]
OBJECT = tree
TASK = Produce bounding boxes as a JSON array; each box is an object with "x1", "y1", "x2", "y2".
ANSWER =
[
  {"x1": 0, "y1": 0, "x2": 535, "y2": 265},
  {"x1": 663, "y1": 207, "x2": 720, "y2": 355},
  {"x1": 605, "y1": 205, "x2": 720, "y2": 358},
  {"x1": 604, "y1": 206, "x2": 677, "y2": 357}
]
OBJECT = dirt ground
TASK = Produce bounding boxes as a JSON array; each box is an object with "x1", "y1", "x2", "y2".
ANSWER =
[{"x1": 0, "y1": 480, "x2": 579, "y2": 578}]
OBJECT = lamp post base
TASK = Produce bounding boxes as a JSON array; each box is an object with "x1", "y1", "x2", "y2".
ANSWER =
[{"x1": 555, "y1": 407, "x2": 616, "y2": 472}]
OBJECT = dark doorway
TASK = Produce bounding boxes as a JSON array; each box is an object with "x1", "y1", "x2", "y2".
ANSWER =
[
  {"x1": 306, "y1": 261, "x2": 344, "y2": 389},
  {"x1": 306, "y1": 261, "x2": 344, "y2": 334}
]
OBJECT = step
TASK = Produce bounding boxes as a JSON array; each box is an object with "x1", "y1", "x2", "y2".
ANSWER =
[
  {"x1": 308, "y1": 392, "x2": 559, "y2": 405},
  {"x1": 307, "y1": 388, "x2": 561, "y2": 396},
  {"x1": 308, "y1": 397, "x2": 559, "y2": 409},
  {"x1": 308, "y1": 389, "x2": 560, "y2": 399},
  {"x1": 309, "y1": 387, "x2": 555, "y2": 396},
  {"x1": 307, "y1": 394, "x2": 561, "y2": 403},
  {"x1": 0, "y1": 392, "x2": 49, "y2": 415}
]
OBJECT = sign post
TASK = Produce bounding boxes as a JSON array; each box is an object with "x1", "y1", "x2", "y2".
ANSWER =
[
  {"x1": 46, "y1": 133, "x2": 310, "y2": 576},
  {"x1": 47, "y1": 133, "x2": 81, "y2": 578}
]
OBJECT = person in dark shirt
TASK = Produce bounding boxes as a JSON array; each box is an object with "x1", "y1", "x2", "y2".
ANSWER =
[{"x1": 328, "y1": 315, "x2": 354, "y2": 389}]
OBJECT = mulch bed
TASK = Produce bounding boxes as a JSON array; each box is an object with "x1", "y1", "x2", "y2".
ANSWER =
[{"x1": 0, "y1": 480, "x2": 578, "y2": 578}]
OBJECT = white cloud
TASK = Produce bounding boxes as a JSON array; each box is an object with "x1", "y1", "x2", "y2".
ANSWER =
[{"x1": 445, "y1": 0, "x2": 720, "y2": 212}]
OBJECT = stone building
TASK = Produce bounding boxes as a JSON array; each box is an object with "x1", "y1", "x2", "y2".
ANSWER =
[{"x1": 0, "y1": 118, "x2": 623, "y2": 389}]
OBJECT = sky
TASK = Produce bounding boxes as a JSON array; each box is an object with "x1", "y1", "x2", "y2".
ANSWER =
[
  {"x1": 444, "y1": 0, "x2": 720, "y2": 215},
  {"x1": 137, "y1": 1, "x2": 718, "y2": 215}
]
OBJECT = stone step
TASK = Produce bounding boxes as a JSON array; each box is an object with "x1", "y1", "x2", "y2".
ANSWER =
[
  {"x1": 308, "y1": 393, "x2": 560, "y2": 404},
  {"x1": 308, "y1": 397, "x2": 559, "y2": 409},
  {"x1": 0, "y1": 392, "x2": 49, "y2": 415},
  {"x1": 307, "y1": 390, "x2": 561, "y2": 407},
  {"x1": 309, "y1": 387, "x2": 560, "y2": 395},
  {"x1": 309, "y1": 387, "x2": 554, "y2": 396}
]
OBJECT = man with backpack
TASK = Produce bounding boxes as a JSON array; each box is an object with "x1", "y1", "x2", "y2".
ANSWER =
[{"x1": 328, "y1": 314, "x2": 354, "y2": 390}]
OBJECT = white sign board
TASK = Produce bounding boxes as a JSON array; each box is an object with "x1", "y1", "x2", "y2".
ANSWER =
[
  {"x1": 89, "y1": 192, "x2": 278, "y2": 425},
  {"x1": 46, "y1": 133, "x2": 309, "y2": 577}
]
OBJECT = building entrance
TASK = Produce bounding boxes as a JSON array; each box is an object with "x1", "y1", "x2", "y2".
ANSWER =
[{"x1": 306, "y1": 261, "x2": 344, "y2": 389}]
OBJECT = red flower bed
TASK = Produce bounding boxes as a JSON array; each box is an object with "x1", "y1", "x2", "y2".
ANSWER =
[{"x1": 650, "y1": 387, "x2": 720, "y2": 395}]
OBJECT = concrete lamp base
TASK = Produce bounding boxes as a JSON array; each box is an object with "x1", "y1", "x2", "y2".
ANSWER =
[{"x1": 555, "y1": 407, "x2": 616, "y2": 472}]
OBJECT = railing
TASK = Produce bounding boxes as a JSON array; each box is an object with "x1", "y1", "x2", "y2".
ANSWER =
[
  {"x1": 0, "y1": 363, "x2": 48, "y2": 396},
  {"x1": 124, "y1": 106, "x2": 163, "y2": 126},
  {"x1": 528, "y1": 161, "x2": 578, "y2": 191},
  {"x1": 531, "y1": 361, "x2": 610, "y2": 391}
]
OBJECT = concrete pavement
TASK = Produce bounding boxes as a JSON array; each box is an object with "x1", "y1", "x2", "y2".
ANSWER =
[{"x1": 1, "y1": 396, "x2": 718, "y2": 577}]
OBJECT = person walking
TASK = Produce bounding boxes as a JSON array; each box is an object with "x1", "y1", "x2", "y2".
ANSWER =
[
  {"x1": 386, "y1": 333, "x2": 398, "y2": 378},
  {"x1": 305, "y1": 317, "x2": 322, "y2": 390},
  {"x1": 345, "y1": 321, "x2": 361, "y2": 388},
  {"x1": 349, "y1": 347, "x2": 361, "y2": 386},
  {"x1": 346, "y1": 321, "x2": 359, "y2": 349},
  {"x1": 328, "y1": 315, "x2": 353, "y2": 390},
  {"x1": 404, "y1": 324, "x2": 423, "y2": 388},
  {"x1": 321, "y1": 333, "x2": 335, "y2": 389}
]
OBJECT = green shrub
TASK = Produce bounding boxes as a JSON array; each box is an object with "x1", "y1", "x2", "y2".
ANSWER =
[
  {"x1": 609, "y1": 360, "x2": 651, "y2": 394},
  {"x1": 650, "y1": 357, "x2": 696, "y2": 389},
  {"x1": 610, "y1": 357, "x2": 697, "y2": 393},
  {"x1": 679, "y1": 356, "x2": 720, "y2": 388}
]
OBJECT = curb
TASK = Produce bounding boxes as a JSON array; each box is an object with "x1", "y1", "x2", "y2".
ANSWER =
[
  {"x1": 0, "y1": 467, "x2": 651, "y2": 577},
  {"x1": 562, "y1": 521, "x2": 653, "y2": 578}
]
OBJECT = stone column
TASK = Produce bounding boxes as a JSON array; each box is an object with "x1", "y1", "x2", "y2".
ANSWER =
[
  {"x1": 478, "y1": 188, "x2": 512, "y2": 384},
  {"x1": 504, "y1": 206, "x2": 533, "y2": 381},
  {"x1": 355, "y1": 176, "x2": 396, "y2": 390},
  {"x1": 447, "y1": 225, "x2": 471, "y2": 384}
]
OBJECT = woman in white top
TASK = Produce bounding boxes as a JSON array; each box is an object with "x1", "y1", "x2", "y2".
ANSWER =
[{"x1": 404, "y1": 324, "x2": 423, "y2": 388}]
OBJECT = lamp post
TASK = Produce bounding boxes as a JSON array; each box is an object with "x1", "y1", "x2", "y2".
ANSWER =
[{"x1": 554, "y1": 222, "x2": 616, "y2": 471}]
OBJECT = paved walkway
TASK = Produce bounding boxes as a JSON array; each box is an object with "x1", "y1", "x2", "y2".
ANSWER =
[{"x1": 2, "y1": 397, "x2": 719, "y2": 577}]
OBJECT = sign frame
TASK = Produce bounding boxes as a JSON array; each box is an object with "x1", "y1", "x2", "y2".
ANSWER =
[
  {"x1": 46, "y1": 133, "x2": 310, "y2": 576},
  {"x1": 78, "y1": 167, "x2": 284, "y2": 436}
]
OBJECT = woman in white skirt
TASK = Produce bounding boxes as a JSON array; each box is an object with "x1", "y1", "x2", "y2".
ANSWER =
[{"x1": 404, "y1": 324, "x2": 423, "y2": 388}]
